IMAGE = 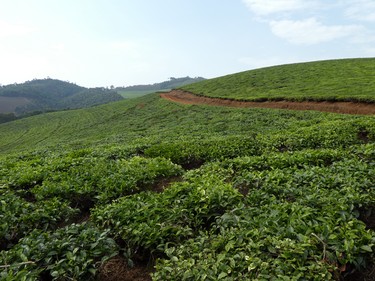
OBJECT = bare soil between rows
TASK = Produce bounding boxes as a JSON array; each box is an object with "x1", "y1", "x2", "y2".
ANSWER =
[{"x1": 161, "y1": 90, "x2": 375, "y2": 115}]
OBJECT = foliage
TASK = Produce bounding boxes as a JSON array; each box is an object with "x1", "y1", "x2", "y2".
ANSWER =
[
  {"x1": 153, "y1": 150, "x2": 375, "y2": 280},
  {"x1": 0, "y1": 223, "x2": 118, "y2": 280},
  {"x1": 0, "y1": 191, "x2": 78, "y2": 250},
  {"x1": 1, "y1": 153, "x2": 183, "y2": 208},
  {"x1": 154, "y1": 203, "x2": 374, "y2": 280},
  {"x1": 92, "y1": 169, "x2": 242, "y2": 253},
  {"x1": 32, "y1": 156, "x2": 183, "y2": 205},
  {"x1": 144, "y1": 136, "x2": 260, "y2": 167}
]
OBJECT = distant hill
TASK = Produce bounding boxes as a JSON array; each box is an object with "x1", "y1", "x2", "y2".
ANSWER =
[
  {"x1": 117, "y1": 76, "x2": 205, "y2": 98},
  {"x1": 0, "y1": 78, "x2": 123, "y2": 117}
]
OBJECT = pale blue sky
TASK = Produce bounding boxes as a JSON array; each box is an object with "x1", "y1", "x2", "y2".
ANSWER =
[{"x1": 0, "y1": 0, "x2": 374, "y2": 87}]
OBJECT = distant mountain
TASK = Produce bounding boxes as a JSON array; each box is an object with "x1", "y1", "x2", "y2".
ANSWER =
[{"x1": 0, "y1": 78, "x2": 123, "y2": 117}]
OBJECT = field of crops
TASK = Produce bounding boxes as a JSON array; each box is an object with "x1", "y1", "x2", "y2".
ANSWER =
[
  {"x1": 181, "y1": 58, "x2": 375, "y2": 103},
  {"x1": 1, "y1": 59, "x2": 375, "y2": 280},
  {"x1": 1, "y1": 96, "x2": 374, "y2": 280},
  {"x1": 2, "y1": 93, "x2": 361, "y2": 156}
]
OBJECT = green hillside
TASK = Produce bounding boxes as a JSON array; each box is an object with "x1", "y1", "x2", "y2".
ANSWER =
[
  {"x1": 1, "y1": 59, "x2": 375, "y2": 280},
  {"x1": 0, "y1": 78, "x2": 123, "y2": 116},
  {"x1": 0, "y1": 93, "x2": 343, "y2": 155},
  {"x1": 181, "y1": 58, "x2": 375, "y2": 102}
]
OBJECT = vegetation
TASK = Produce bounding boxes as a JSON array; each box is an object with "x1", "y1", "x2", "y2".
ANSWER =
[
  {"x1": 0, "y1": 78, "x2": 123, "y2": 116},
  {"x1": 0, "y1": 59, "x2": 375, "y2": 280},
  {"x1": 118, "y1": 76, "x2": 205, "y2": 98},
  {"x1": 181, "y1": 58, "x2": 375, "y2": 102}
]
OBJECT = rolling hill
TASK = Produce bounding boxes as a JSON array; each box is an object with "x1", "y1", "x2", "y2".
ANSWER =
[
  {"x1": 0, "y1": 78, "x2": 123, "y2": 116},
  {"x1": 0, "y1": 59, "x2": 375, "y2": 280},
  {"x1": 181, "y1": 58, "x2": 375, "y2": 102}
]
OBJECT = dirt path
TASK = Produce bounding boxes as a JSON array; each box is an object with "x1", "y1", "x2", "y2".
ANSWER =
[{"x1": 160, "y1": 90, "x2": 375, "y2": 115}]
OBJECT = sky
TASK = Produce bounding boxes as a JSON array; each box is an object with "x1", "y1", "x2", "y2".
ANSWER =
[{"x1": 0, "y1": 0, "x2": 375, "y2": 88}]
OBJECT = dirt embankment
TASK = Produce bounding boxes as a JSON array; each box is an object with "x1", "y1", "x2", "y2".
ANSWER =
[{"x1": 160, "y1": 90, "x2": 375, "y2": 115}]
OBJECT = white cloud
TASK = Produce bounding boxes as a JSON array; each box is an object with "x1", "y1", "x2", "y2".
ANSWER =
[
  {"x1": 241, "y1": 0, "x2": 375, "y2": 47},
  {"x1": 242, "y1": 0, "x2": 318, "y2": 16},
  {"x1": 344, "y1": 0, "x2": 375, "y2": 22},
  {"x1": 269, "y1": 18, "x2": 362, "y2": 45},
  {"x1": 0, "y1": 20, "x2": 35, "y2": 38}
]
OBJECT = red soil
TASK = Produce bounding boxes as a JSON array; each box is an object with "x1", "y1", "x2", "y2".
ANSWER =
[{"x1": 160, "y1": 90, "x2": 375, "y2": 115}]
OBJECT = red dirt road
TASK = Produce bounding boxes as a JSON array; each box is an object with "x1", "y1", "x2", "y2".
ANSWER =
[{"x1": 160, "y1": 90, "x2": 375, "y2": 115}]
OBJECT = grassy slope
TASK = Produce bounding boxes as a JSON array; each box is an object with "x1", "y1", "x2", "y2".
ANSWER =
[{"x1": 181, "y1": 58, "x2": 375, "y2": 102}]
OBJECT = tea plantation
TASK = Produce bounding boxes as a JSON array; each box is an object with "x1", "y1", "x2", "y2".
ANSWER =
[
  {"x1": 181, "y1": 58, "x2": 375, "y2": 102},
  {"x1": 1, "y1": 59, "x2": 375, "y2": 280}
]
